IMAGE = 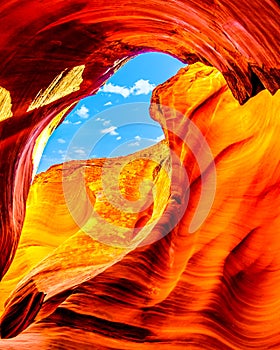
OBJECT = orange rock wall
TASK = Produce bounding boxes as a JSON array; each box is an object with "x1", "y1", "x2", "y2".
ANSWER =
[
  {"x1": 1, "y1": 63, "x2": 280, "y2": 349},
  {"x1": 0, "y1": 0, "x2": 279, "y2": 283},
  {"x1": 0, "y1": 1, "x2": 280, "y2": 349}
]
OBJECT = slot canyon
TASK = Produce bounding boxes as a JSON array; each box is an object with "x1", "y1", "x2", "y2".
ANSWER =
[{"x1": 0, "y1": 1, "x2": 279, "y2": 349}]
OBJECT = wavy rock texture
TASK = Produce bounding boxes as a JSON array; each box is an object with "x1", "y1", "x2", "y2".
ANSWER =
[
  {"x1": 0, "y1": 0, "x2": 280, "y2": 282},
  {"x1": 0, "y1": 0, "x2": 280, "y2": 349},
  {"x1": 1, "y1": 62, "x2": 280, "y2": 349},
  {"x1": 0, "y1": 141, "x2": 171, "y2": 339}
]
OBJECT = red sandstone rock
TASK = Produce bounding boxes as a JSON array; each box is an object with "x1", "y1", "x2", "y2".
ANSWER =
[{"x1": 0, "y1": 1, "x2": 280, "y2": 349}]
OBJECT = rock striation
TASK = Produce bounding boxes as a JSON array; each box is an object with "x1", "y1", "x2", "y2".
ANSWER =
[
  {"x1": 0, "y1": 63, "x2": 280, "y2": 349},
  {"x1": 0, "y1": 1, "x2": 280, "y2": 348}
]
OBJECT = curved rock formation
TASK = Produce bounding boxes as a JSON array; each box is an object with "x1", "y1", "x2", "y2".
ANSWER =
[
  {"x1": 0, "y1": 141, "x2": 171, "y2": 338},
  {"x1": 1, "y1": 62, "x2": 280, "y2": 349},
  {"x1": 1, "y1": 0, "x2": 280, "y2": 284},
  {"x1": 0, "y1": 0, "x2": 280, "y2": 349}
]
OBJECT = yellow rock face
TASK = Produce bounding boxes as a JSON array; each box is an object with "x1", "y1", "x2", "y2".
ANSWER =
[
  {"x1": 0, "y1": 141, "x2": 170, "y2": 314},
  {"x1": 27, "y1": 65, "x2": 85, "y2": 112},
  {"x1": 0, "y1": 86, "x2": 13, "y2": 121}
]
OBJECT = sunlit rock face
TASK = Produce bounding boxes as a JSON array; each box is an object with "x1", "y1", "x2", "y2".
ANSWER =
[
  {"x1": 1, "y1": 62, "x2": 280, "y2": 349},
  {"x1": 0, "y1": 0, "x2": 280, "y2": 349},
  {"x1": 0, "y1": 141, "x2": 171, "y2": 339}
]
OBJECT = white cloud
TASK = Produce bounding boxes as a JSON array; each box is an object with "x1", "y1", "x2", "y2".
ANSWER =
[
  {"x1": 74, "y1": 149, "x2": 86, "y2": 155},
  {"x1": 68, "y1": 147, "x2": 87, "y2": 158},
  {"x1": 57, "y1": 138, "x2": 66, "y2": 144},
  {"x1": 95, "y1": 117, "x2": 105, "y2": 122},
  {"x1": 102, "y1": 120, "x2": 111, "y2": 126},
  {"x1": 128, "y1": 141, "x2": 140, "y2": 147},
  {"x1": 76, "y1": 104, "x2": 89, "y2": 119},
  {"x1": 134, "y1": 135, "x2": 141, "y2": 141},
  {"x1": 132, "y1": 79, "x2": 155, "y2": 95},
  {"x1": 154, "y1": 135, "x2": 165, "y2": 142},
  {"x1": 100, "y1": 79, "x2": 155, "y2": 98},
  {"x1": 62, "y1": 120, "x2": 81, "y2": 125},
  {"x1": 58, "y1": 149, "x2": 66, "y2": 161},
  {"x1": 116, "y1": 136, "x2": 121, "y2": 141},
  {"x1": 104, "y1": 101, "x2": 112, "y2": 106},
  {"x1": 101, "y1": 126, "x2": 118, "y2": 136},
  {"x1": 101, "y1": 83, "x2": 130, "y2": 98}
]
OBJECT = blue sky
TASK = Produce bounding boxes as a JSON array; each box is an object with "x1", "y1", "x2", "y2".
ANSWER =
[{"x1": 37, "y1": 52, "x2": 185, "y2": 173}]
